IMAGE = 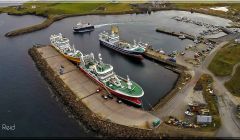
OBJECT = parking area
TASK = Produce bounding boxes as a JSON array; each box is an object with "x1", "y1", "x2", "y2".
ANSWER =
[{"x1": 177, "y1": 41, "x2": 216, "y2": 67}]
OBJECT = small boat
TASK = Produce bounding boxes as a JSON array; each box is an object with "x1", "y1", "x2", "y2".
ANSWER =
[
  {"x1": 73, "y1": 21, "x2": 94, "y2": 33},
  {"x1": 159, "y1": 48, "x2": 165, "y2": 54},
  {"x1": 179, "y1": 34, "x2": 186, "y2": 39}
]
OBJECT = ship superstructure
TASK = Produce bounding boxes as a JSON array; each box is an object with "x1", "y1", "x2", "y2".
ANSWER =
[{"x1": 73, "y1": 21, "x2": 94, "y2": 33}]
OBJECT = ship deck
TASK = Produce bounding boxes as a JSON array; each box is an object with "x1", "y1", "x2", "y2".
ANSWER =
[{"x1": 36, "y1": 45, "x2": 160, "y2": 129}]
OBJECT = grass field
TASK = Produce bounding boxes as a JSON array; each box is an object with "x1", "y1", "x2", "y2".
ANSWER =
[
  {"x1": 208, "y1": 42, "x2": 240, "y2": 76},
  {"x1": 225, "y1": 66, "x2": 240, "y2": 97},
  {"x1": 0, "y1": 2, "x2": 134, "y2": 17}
]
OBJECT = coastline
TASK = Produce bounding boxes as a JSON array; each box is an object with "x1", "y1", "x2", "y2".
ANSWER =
[
  {"x1": 3, "y1": 6, "x2": 237, "y2": 37},
  {"x1": 4, "y1": 10, "x2": 144, "y2": 37}
]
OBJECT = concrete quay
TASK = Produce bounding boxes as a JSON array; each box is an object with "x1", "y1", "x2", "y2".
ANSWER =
[
  {"x1": 37, "y1": 45, "x2": 160, "y2": 129},
  {"x1": 144, "y1": 48, "x2": 186, "y2": 73},
  {"x1": 156, "y1": 28, "x2": 195, "y2": 41},
  {"x1": 30, "y1": 45, "x2": 161, "y2": 134}
]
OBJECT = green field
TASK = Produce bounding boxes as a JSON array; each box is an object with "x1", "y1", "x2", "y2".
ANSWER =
[
  {"x1": 208, "y1": 42, "x2": 240, "y2": 76},
  {"x1": 225, "y1": 66, "x2": 240, "y2": 97},
  {"x1": 0, "y1": 2, "x2": 134, "y2": 17}
]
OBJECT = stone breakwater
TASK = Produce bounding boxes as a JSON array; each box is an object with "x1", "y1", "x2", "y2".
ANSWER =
[{"x1": 28, "y1": 46, "x2": 163, "y2": 138}]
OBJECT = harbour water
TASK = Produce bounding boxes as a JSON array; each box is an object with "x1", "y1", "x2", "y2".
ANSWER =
[{"x1": 0, "y1": 10, "x2": 231, "y2": 137}]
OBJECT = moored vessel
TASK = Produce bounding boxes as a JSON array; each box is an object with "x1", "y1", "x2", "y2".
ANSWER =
[
  {"x1": 78, "y1": 52, "x2": 144, "y2": 106},
  {"x1": 99, "y1": 26, "x2": 148, "y2": 59},
  {"x1": 50, "y1": 33, "x2": 82, "y2": 63}
]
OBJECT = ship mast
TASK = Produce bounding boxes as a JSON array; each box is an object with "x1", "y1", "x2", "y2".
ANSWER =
[
  {"x1": 72, "y1": 44, "x2": 76, "y2": 53},
  {"x1": 98, "y1": 53, "x2": 103, "y2": 64},
  {"x1": 98, "y1": 53, "x2": 103, "y2": 71},
  {"x1": 127, "y1": 75, "x2": 132, "y2": 90},
  {"x1": 133, "y1": 39, "x2": 138, "y2": 48}
]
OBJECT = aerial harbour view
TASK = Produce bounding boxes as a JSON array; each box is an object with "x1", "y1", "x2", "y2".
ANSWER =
[{"x1": 0, "y1": 0, "x2": 240, "y2": 138}]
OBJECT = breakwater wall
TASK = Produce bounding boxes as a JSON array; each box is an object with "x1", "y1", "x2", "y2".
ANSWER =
[
  {"x1": 144, "y1": 48, "x2": 186, "y2": 73},
  {"x1": 156, "y1": 28, "x2": 195, "y2": 41}
]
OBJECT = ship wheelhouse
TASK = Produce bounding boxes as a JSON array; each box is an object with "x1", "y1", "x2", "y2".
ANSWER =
[{"x1": 99, "y1": 31, "x2": 119, "y2": 44}]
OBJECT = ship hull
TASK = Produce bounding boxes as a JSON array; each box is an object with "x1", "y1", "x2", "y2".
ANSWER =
[
  {"x1": 99, "y1": 40, "x2": 144, "y2": 60},
  {"x1": 73, "y1": 26, "x2": 94, "y2": 33},
  {"x1": 50, "y1": 45, "x2": 80, "y2": 63},
  {"x1": 79, "y1": 66, "x2": 142, "y2": 106}
]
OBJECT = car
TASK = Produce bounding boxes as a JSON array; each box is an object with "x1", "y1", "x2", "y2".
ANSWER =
[
  {"x1": 117, "y1": 99, "x2": 122, "y2": 104},
  {"x1": 96, "y1": 88, "x2": 101, "y2": 93},
  {"x1": 167, "y1": 120, "x2": 172, "y2": 124},
  {"x1": 102, "y1": 95, "x2": 108, "y2": 100},
  {"x1": 209, "y1": 90, "x2": 214, "y2": 94},
  {"x1": 237, "y1": 104, "x2": 240, "y2": 111},
  {"x1": 107, "y1": 94, "x2": 114, "y2": 99},
  {"x1": 197, "y1": 52, "x2": 202, "y2": 56},
  {"x1": 185, "y1": 111, "x2": 194, "y2": 116},
  {"x1": 201, "y1": 109, "x2": 210, "y2": 115}
]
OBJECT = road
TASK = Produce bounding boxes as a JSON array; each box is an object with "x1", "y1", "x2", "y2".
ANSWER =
[
  {"x1": 155, "y1": 39, "x2": 240, "y2": 137},
  {"x1": 199, "y1": 41, "x2": 240, "y2": 137}
]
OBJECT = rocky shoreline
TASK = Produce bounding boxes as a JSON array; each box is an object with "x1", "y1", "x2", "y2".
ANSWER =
[{"x1": 28, "y1": 46, "x2": 164, "y2": 138}]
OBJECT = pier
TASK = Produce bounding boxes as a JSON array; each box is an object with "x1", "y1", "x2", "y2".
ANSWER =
[
  {"x1": 29, "y1": 45, "x2": 162, "y2": 135},
  {"x1": 156, "y1": 28, "x2": 195, "y2": 41},
  {"x1": 144, "y1": 48, "x2": 186, "y2": 73}
]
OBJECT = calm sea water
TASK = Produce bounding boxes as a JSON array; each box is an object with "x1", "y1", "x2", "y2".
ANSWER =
[{"x1": 0, "y1": 10, "x2": 231, "y2": 137}]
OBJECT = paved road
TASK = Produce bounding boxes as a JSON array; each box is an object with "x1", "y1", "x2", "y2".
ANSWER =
[
  {"x1": 200, "y1": 41, "x2": 240, "y2": 137},
  {"x1": 155, "y1": 40, "x2": 240, "y2": 137},
  {"x1": 199, "y1": 41, "x2": 240, "y2": 137},
  {"x1": 215, "y1": 95, "x2": 240, "y2": 137}
]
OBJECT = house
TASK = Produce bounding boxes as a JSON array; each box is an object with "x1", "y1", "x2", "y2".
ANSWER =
[
  {"x1": 197, "y1": 115, "x2": 212, "y2": 124},
  {"x1": 31, "y1": 5, "x2": 36, "y2": 9}
]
